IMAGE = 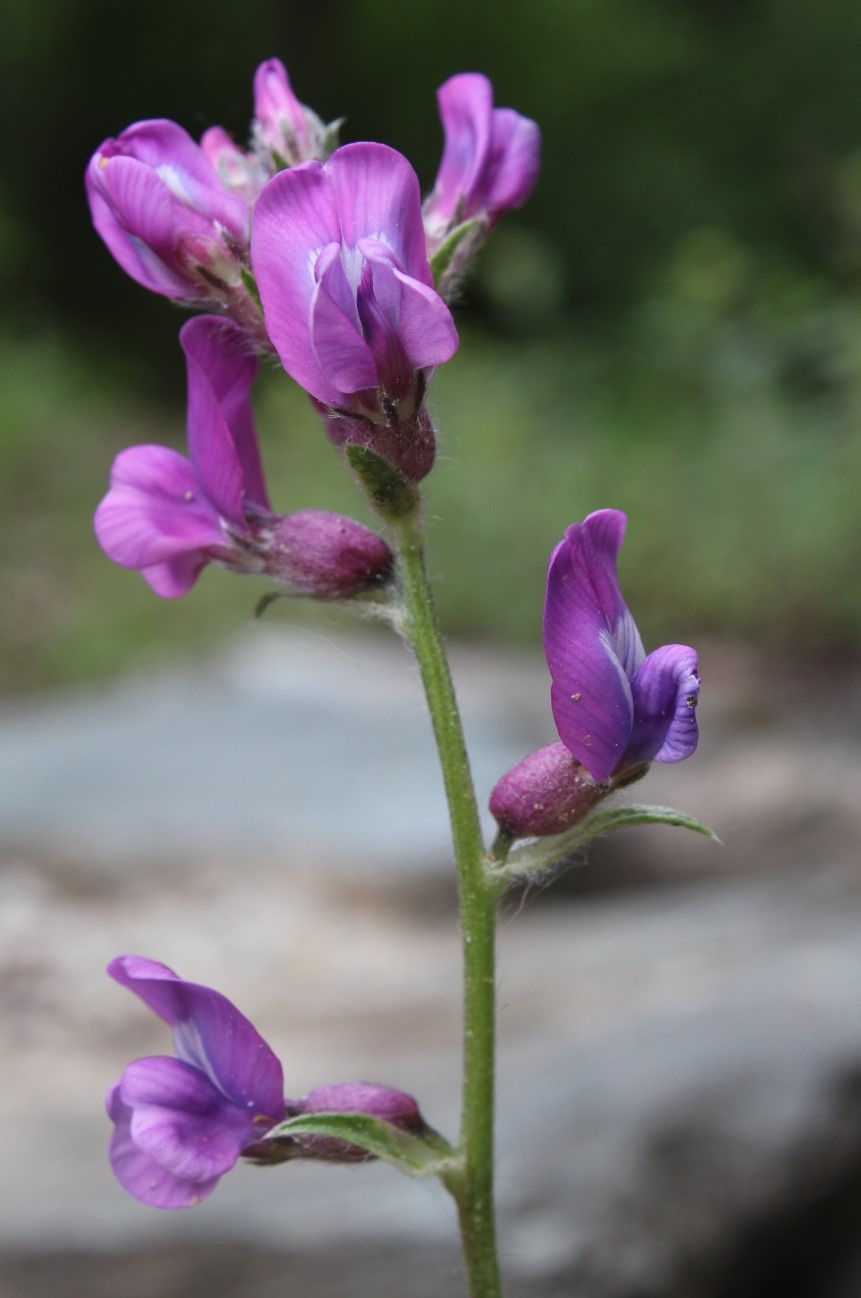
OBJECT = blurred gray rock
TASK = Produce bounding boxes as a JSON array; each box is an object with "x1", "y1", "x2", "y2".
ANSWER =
[{"x1": 1, "y1": 629, "x2": 860, "y2": 1297}]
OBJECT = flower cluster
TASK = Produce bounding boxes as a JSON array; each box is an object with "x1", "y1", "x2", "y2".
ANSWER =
[
  {"x1": 107, "y1": 955, "x2": 429, "y2": 1208},
  {"x1": 88, "y1": 60, "x2": 539, "y2": 507},
  {"x1": 490, "y1": 510, "x2": 700, "y2": 840},
  {"x1": 89, "y1": 60, "x2": 705, "y2": 1232}
]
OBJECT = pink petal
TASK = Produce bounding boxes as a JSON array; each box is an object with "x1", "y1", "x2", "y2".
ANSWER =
[
  {"x1": 94, "y1": 445, "x2": 224, "y2": 570},
  {"x1": 327, "y1": 143, "x2": 432, "y2": 286},
  {"x1": 252, "y1": 162, "x2": 342, "y2": 403},
  {"x1": 180, "y1": 316, "x2": 266, "y2": 518}
]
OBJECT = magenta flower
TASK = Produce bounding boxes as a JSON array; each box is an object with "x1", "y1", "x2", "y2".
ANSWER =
[
  {"x1": 86, "y1": 120, "x2": 253, "y2": 304},
  {"x1": 252, "y1": 57, "x2": 332, "y2": 166},
  {"x1": 544, "y1": 510, "x2": 700, "y2": 784},
  {"x1": 424, "y1": 73, "x2": 540, "y2": 246},
  {"x1": 106, "y1": 955, "x2": 287, "y2": 1209},
  {"x1": 252, "y1": 142, "x2": 458, "y2": 478},
  {"x1": 94, "y1": 315, "x2": 392, "y2": 598}
]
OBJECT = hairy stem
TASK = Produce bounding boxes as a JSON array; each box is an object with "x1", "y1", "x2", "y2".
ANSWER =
[{"x1": 393, "y1": 514, "x2": 504, "y2": 1298}]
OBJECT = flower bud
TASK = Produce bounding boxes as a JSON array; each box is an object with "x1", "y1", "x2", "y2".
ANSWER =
[
  {"x1": 289, "y1": 1082, "x2": 426, "y2": 1162},
  {"x1": 86, "y1": 120, "x2": 251, "y2": 303},
  {"x1": 489, "y1": 741, "x2": 605, "y2": 839},
  {"x1": 261, "y1": 509, "x2": 393, "y2": 598},
  {"x1": 200, "y1": 126, "x2": 269, "y2": 204},
  {"x1": 252, "y1": 58, "x2": 331, "y2": 166}
]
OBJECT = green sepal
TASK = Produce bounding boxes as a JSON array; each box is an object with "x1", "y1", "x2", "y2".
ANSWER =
[
  {"x1": 493, "y1": 802, "x2": 719, "y2": 881},
  {"x1": 345, "y1": 443, "x2": 420, "y2": 521},
  {"x1": 429, "y1": 219, "x2": 481, "y2": 290},
  {"x1": 320, "y1": 117, "x2": 345, "y2": 159},
  {"x1": 263, "y1": 1112, "x2": 456, "y2": 1178},
  {"x1": 575, "y1": 802, "x2": 719, "y2": 841},
  {"x1": 253, "y1": 590, "x2": 283, "y2": 619},
  {"x1": 240, "y1": 267, "x2": 262, "y2": 308}
]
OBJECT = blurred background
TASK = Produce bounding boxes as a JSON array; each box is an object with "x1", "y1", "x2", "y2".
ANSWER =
[
  {"x1": 4, "y1": 0, "x2": 861, "y2": 684},
  {"x1": 2, "y1": 2, "x2": 861, "y2": 1296}
]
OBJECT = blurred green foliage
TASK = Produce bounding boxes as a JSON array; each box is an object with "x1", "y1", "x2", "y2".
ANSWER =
[{"x1": 1, "y1": 0, "x2": 860, "y2": 691}]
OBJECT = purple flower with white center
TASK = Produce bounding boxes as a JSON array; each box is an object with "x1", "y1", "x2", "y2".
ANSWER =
[
  {"x1": 424, "y1": 73, "x2": 541, "y2": 248},
  {"x1": 252, "y1": 57, "x2": 332, "y2": 166},
  {"x1": 252, "y1": 142, "x2": 458, "y2": 480},
  {"x1": 94, "y1": 315, "x2": 393, "y2": 598},
  {"x1": 86, "y1": 119, "x2": 254, "y2": 307},
  {"x1": 544, "y1": 509, "x2": 700, "y2": 784},
  {"x1": 106, "y1": 955, "x2": 286, "y2": 1208}
]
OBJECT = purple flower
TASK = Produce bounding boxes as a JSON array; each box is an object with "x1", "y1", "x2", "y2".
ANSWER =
[
  {"x1": 94, "y1": 315, "x2": 393, "y2": 598},
  {"x1": 251, "y1": 142, "x2": 458, "y2": 477},
  {"x1": 108, "y1": 956, "x2": 430, "y2": 1206},
  {"x1": 252, "y1": 57, "x2": 332, "y2": 166},
  {"x1": 544, "y1": 510, "x2": 700, "y2": 784},
  {"x1": 106, "y1": 955, "x2": 286, "y2": 1208},
  {"x1": 86, "y1": 120, "x2": 254, "y2": 305},
  {"x1": 424, "y1": 73, "x2": 540, "y2": 246}
]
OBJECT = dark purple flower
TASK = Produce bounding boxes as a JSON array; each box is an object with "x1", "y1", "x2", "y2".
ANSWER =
[
  {"x1": 94, "y1": 315, "x2": 393, "y2": 598},
  {"x1": 544, "y1": 510, "x2": 700, "y2": 784},
  {"x1": 252, "y1": 57, "x2": 331, "y2": 166},
  {"x1": 251, "y1": 142, "x2": 457, "y2": 478},
  {"x1": 86, "y1": 120, "x2": 255, "y2": 307},
  {"x1": 424, "y1": 73, "x2": 540, "y2": 247},
  {"x1": 106, "y1": 955, "x2": 286, "y2": 1208}
]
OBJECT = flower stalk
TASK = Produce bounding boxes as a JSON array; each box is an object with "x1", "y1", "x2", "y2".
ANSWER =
[{"x1": 392, "y1": 510, "x2": 505, "y2": 1298}]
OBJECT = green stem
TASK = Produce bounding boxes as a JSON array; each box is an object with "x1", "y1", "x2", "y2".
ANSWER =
[{"x1": 393, "y1": 514, "x2": 504, "y2": 1298}]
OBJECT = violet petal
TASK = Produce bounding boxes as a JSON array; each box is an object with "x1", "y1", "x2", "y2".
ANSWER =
[
  {"x1": 625, "y1": 644, "x2": 700, "y2": 769},
  {"x1": 120, "y1": 1056, "x2": 257, "y2": 1181},
  {"x1": 544, "y1": 511, "x2": 645, "y2": 782},
  {"x1": 107, "y1": 1083, "x2": 222, "y2": 1209},
  {"x1": 108, "y1": 956, "x2": 285, "y2": 1120}
]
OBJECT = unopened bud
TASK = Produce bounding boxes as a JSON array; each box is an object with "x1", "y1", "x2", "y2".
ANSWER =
[
  {"x1": 291, "y1": 1081, "x2": 426, "y2": 1163},
  {"x1": 489, "y1": 741, "x2": 605, "y2": 839},
  {"x1": 262, "y1": 509, "x2": 393, "y2": 598}
]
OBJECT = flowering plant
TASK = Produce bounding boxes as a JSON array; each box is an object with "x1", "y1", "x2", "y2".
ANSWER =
[{"x1": 89, "y1": 58, "x2": 711, "y2": 1297}]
